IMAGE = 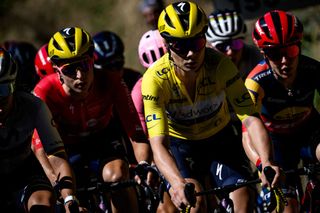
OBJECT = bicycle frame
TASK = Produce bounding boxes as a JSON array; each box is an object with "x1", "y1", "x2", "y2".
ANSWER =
[
  {"x1": 285, "y1": 163, "x2": 320, "y2": 213},
  {"x1": 300, "y1": 165, "x2": 320, "y2": 213},
  {"x1": 182, "y1": 178, "x2": 262, "y2": 213}
]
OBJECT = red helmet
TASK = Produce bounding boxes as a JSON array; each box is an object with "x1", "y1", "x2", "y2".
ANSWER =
[
  {"x1": 252, "y1": 10, "x2": 303, "y2": 48},
  {"x1": 34, "y1": 44, "x2": 55, "y2": 79}
]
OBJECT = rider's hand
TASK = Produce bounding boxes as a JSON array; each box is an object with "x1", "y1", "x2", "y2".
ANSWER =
[
  {"x1": 169, "y1": 182, "x2": 191, "y2": 211},
  {"x1": 261, "y1": 161, "x2": 282, "y2": 187},
  {"x1": 63, "y1": 195, "x2": 85, "y2": 213},
  {"x1": 134, "y1": 161, "x2": 160, "y2": 188}
]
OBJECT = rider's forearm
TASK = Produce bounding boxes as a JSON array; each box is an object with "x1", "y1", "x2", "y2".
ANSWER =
[
  {"x1": 131, "y1": 138, "x2": 153, "y2": 164},
  {"x1": 149, "y1": 135, "x2": 186, "y2": 187},
  {"x1": 243, "y1": 116, "x2": 274, "y2": 165},
  {"x1": 48, "y1": 153, "x2": 76, "y2": 198},
  {"x1": 33, "y1": 147, "x2": 57, "y2": 184}
]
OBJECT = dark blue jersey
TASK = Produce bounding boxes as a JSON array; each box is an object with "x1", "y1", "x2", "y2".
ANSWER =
[{"x1": 245, "y1": 55, "x2": 320, "y2": 133}]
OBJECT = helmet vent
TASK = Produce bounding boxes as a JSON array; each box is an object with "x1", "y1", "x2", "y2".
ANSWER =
[
  {"x1": 180, "y1": 14, "x2": 190, "y2": 31},
  {"x1": 40, "y1": 69, "x2": 47, "y2": 76},
  {"x1": 287, "y1": 14, "x2": 293, "y2": 39},
  {"x1": 150, "y1": 50, "x2": 157, "y2": 62},
  {"x1": 196, "y1": 8, "x2": 203, "y2": 27},
  {"x1": 165, "y1": 13, "x2": 174, "y2": 28},
  {"x1": 81, "y1": 31, "x2": 89, "y2": 49},
  {"x1": 270, "y1": 11, "x2": 283, "y2": 45},
  {"x1": 142, "y1": 53, "x2": 149, "y2": 64},
  {"x1": 253, "y1": 30, "x2": 261, "y2": 41},
  {"x1": 259, "y1": 19, "x2": 272, "y2": 40},
  {"x1": 53, "y1": 40, "x2": 63, "y2": 51},
  {"x1": 159, "y1": 47, "x2": 165, "y2": 56},
  {"x1": 65, "y1": 37, "x2": 76, "y2": 52}
]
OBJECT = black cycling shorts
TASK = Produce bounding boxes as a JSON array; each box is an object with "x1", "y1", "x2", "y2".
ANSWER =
[
  {"x1": 169, "y1": 121, "x2": 252, "y2": 187},
  {"x1": 65, "y1": 118, "x2": 129, "y2": 187},
  {"x1": 0, "y1": 154, "x2": 53, "y2": 212},
  {"x1": 270, "y1": 112, "x2": 320, "y2": 196}
]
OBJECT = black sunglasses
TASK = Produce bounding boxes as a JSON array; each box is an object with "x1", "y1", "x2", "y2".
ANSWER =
[
  {"x1": 169, "y1": 36, "x2": 206, "y2": 56},
  {"x1": 55, "y1": 57, "x2": 93, "y2": 77},
  {"x1": 263, "y1": 45, "x2": 300, "y2": 61}
]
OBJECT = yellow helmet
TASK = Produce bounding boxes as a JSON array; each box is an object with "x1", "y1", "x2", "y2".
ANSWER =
[
  {"x1": 48, "y1": 27, "x2": 93, "y2": 64},
  {"x1": 158, "y1": 1, "x2": 208, "y2": 40}
]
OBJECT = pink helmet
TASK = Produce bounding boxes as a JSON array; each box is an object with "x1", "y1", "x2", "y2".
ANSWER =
[
  {"x1": 34, "y1": 44, "x2": 55, "y2": 79},
  {"x1": 138, "y1": 29, "x2": 167, "y2": 68}
]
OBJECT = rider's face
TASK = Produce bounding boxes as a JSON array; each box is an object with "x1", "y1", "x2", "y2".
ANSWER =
[
  {"x1": 54, "y1": 56, "x2": 94, "y2": 97},
  {"x1": 263, "y1": 45, "x2": 300, "y2": 81},
  {"x1": 210, "y1": 39, "x2": 244, "y2": 66},
  {"x1": 169, "y1": 36, "x2": 206, "y2": 72}
]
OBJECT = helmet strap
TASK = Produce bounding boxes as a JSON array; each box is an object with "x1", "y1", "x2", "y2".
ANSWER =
[{"x1": 58, "y1": 72, "x2": 64, "y2": 84}]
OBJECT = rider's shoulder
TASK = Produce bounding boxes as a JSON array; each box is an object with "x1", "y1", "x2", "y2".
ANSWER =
[
  {"x1": 246, "y1": 60, "x2": 270, "y2": 80},
  {"x1": 143, "y1": 53, "x2": 172, "y2": 79},
  {"x1": 298, "y1": 54, "x2": 320, "y2": 70},
  {"x1": 204, "y1": 47, "x2": 232, "y2": 68},
  {"x1": 35, "y1": 73, "x2": 60, "y2": 88},
  {"x1": 15, "y1": 91, "x2": 47, "y2": 112}
]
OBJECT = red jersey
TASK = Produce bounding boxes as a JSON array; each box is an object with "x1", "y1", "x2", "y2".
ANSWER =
[{"x1": 33, "y1": 73, "x2": 145, "y2": 145}]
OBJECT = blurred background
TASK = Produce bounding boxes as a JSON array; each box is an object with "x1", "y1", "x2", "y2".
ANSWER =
[{"x1": 1, "y1": 0, "x2": 319, "y2": 72}]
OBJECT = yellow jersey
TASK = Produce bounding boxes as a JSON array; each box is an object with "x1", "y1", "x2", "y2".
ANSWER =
[{"x1": 142, "y1": 48, "x2": 256, "y2": 140}]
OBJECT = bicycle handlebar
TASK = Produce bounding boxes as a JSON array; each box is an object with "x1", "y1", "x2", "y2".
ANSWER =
[
  {"x1": 264, "y1": 166, "x2": 288, "y2": 207},
  {"x1": 195, "y1": 178, "x2": 261, "y2": 197},
  {"x1": 284, "y1": 163, "x2": 320, "y2": 176},
  {"x1": 180, "y1": 178, "x2": 261, "y2": 213},
  {"x1": 76, "y1": 179, "x2": 138, "y2": 194},
  {"x1": 68, "y1": 201, "x2": 80, "y2": 213},
  {"x1": 184, "y1": 183, "x2": 196, "y2": 207}
]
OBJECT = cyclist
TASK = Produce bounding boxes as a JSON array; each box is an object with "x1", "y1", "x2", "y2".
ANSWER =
[
  {"x1": 141, "y1": 1, "x2": 280, "y2": 212},
  {"x1": 138, "y1": 0, "x2": 164, "y2": 30},
  {"x1": 93, "y1": 30, "x2": 142, "y2": 91},
  {"x1": 0, "y1": 48, "x2": 77, "y2": 213},
  {"x1": 33, "y1": 27, "x2": 150, "y2": 213},
  {"x1": 1, "y1": 41, "x2": 40, "y2": 92},
  {"x1": 34, "y1": 44, "x2": 55, "y2": 79},
  {"x1": 132, "y1": 29, "x2": 167, "y2": 135},
  {"x1": 206, "y1": 9, "x2": 263, "y2": 80},
  {"x1": 133, "y1": 29, "x2": 177, "y2": 212},
  {"x1": 206, "y1": 9, "x2": 264, "y2": 127},
  {"x1": 243, "y1": 10, "x2": 320, "y2": 212},
  {"x1": 92, "y1": 30, "x2": 146, "y2": 166}
]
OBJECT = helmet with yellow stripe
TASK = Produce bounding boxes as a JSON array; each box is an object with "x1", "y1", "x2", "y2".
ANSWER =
[
  {"x1": 48, "y1": 27, "x2": 94, "y2": 65},
  {"x1": 157, "y1": 1, "x2": 208, "y2": 41}
]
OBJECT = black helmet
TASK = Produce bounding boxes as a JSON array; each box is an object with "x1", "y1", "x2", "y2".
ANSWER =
[
  {"x1": 2, "y1": 41, "x2": 37, "y2": 68},
  {"x1": 0, "y1": 48, "x2": 17, "y2": 85},
  {"x1": 92, "y1": 31, "x2": 125, "y2": 70},
  {"x1": 2, "y1": 41, "x2": 39, "y2": 92}
]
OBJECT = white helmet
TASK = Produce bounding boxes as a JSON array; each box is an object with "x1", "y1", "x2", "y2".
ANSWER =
[
  {"x1": 138, "y1": 29, "x2": 167, "y2": 68},
  {"x1": 206, "y1": 10, "x2": 247, "y2": 46}
]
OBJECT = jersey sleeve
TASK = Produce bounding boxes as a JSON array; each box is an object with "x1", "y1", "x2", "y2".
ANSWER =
[
  {"x1": 245, "y1": 78, "x2": 264, "y2": 112},
  {"x1": 113, "y1": 76, "x2": 147, "y2": 141},
  {"x1": 141, "y1": 72, "x2": 168, "y2": 138},
  {"x1": 32, "y1": 129, "x2": 43, "y2": 151},
  {"x1": 245, "y1": 64, "x2": 266, "y2": 112},
  {"x1": 131, "y1": 78, "x2": 148, "y2": 136},
  {"x1": 34, "y1": 100, "x2": 65, "y2": 155},
  {"x1": 33, "y1": 83, "x2": 45, "y2": 100},
  {"x1": 219, "y1": 58, "x2": 258, "y2": 121}
]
